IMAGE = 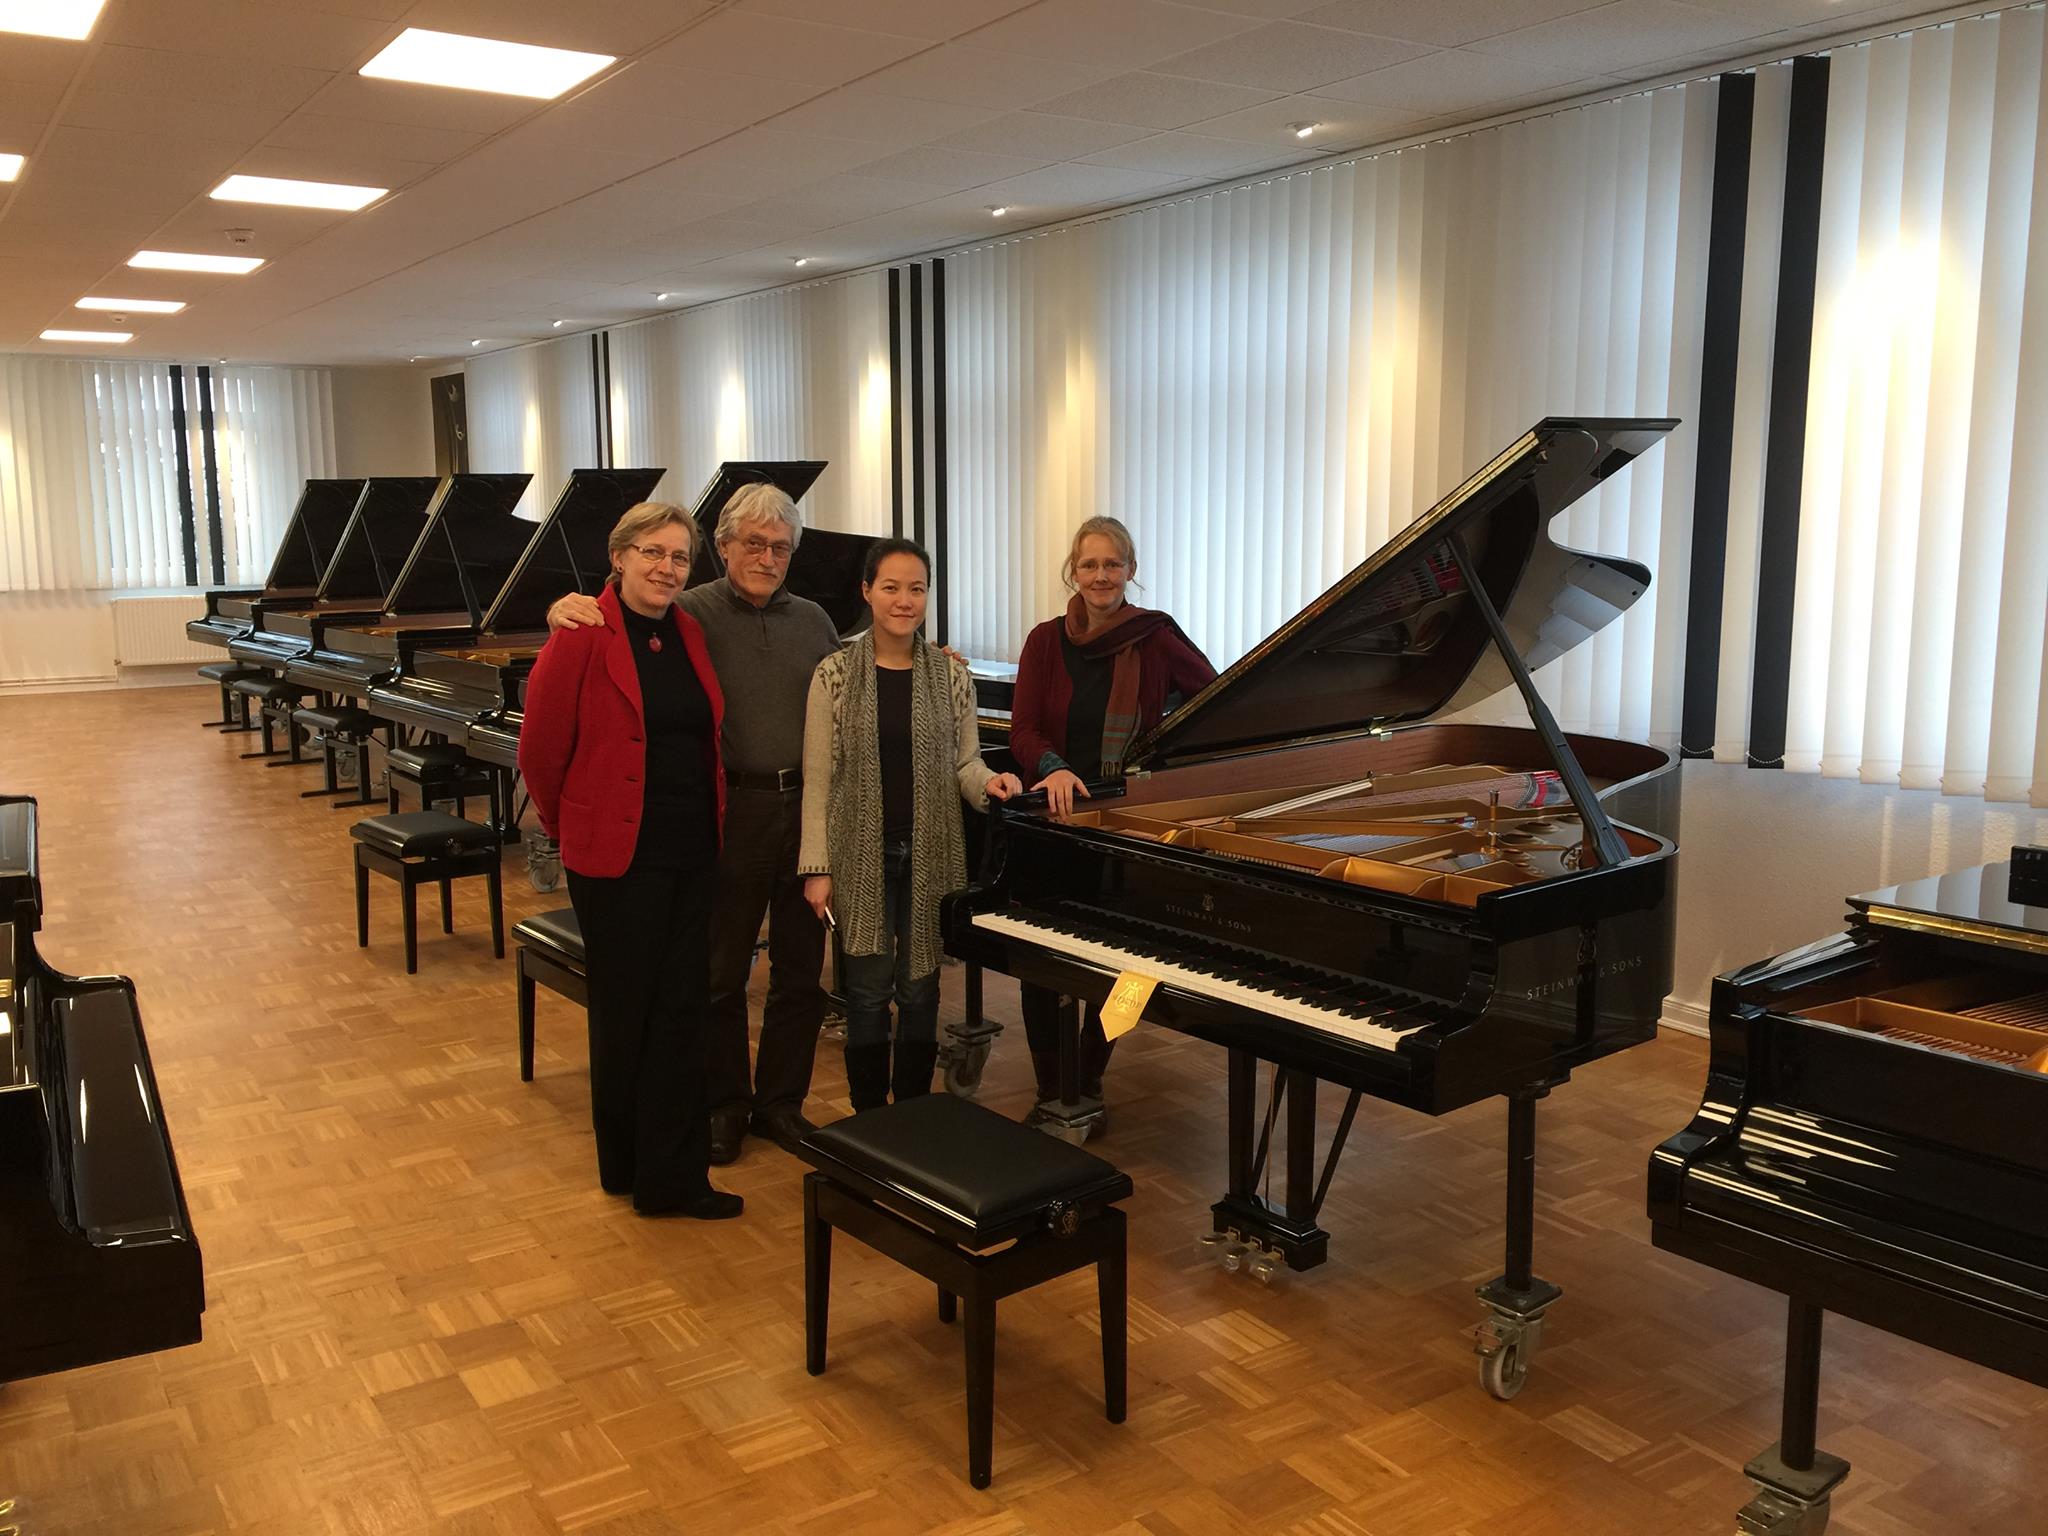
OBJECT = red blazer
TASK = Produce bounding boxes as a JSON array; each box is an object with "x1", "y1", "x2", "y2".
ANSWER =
[
  {"x1": 519, "y1": 584, "x2": 726, "y2": 879},
  {"x1": 1009, "y1": 612, "x2": 1217, "y2": 783}
]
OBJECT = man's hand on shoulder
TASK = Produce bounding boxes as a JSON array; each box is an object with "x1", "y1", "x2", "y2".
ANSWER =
[{"x1": 547, "y1": 592, "x2": 605, "y2": 631}]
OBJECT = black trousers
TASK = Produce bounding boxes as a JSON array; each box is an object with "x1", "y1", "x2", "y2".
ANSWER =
[
  {"x1": 1020, "y1": 982, "x2": 1116, "y2": 1095},
  {"x1": 566, "y1": 860, "x2": 716, "y2": 1211},
  {"x1": 704, "y1": 785, "x2": 827, "y2": 1118}
]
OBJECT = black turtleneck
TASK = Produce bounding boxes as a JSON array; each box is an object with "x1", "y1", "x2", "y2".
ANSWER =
[{"x1": 619, "y1": 602, "x2": 716, "y2": 868}]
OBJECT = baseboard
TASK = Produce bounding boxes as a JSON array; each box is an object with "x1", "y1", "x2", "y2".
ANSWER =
[
  {"x1": 1660, "y1": 997, "x2": 1710, "y2": 1039},
  {"x1": 0, "y1": 674, "x2": 120, "y2": 694},
  {"x1": 116, "y1": 664, "x2": 211, "y2": 689}
]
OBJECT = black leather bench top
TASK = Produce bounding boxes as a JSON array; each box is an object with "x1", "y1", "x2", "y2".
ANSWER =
[
  {"x1": 230, "y1": 676, "x2": 305, "y2": 701},
  {"x1": 513, "y1": 908, "x2": 583, "y2": 962},
  {"x1": 802, "y1": 1094, "x2": 1131, "y2": 1237},
  {"x1": 350, "y1": 811, "x2": 498, "y2": 859},
  {"x1": 294, "y1": 704, "x2": 378, "y2": 733},
  {"x1": 198, "y1": 662, "x2": 262, "y2": 682},
  {"x1": 386, "y1": 744, "x2": 475, "y2": 774}
]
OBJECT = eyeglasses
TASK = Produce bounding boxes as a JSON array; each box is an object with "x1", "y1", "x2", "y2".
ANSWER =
[
  {"x1": 735, "y1": 533, "x2": 795, "y2": 562},
  {"x1": 629, "y1": 544, "x2": 692, "y2": 570},
  {"x1": 1075, "y1": 558, "x2": 1128, "y2": 576}
]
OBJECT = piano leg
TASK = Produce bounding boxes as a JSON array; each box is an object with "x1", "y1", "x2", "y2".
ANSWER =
[
  {"x1": 1029, "y1": 997, "x2": 1104, "y2": 1143},
  {"x1": 939, "y1": 964, "x2": 1001, "y2": 1098},
  {"x1": 1475, "y1": 1086, "x2": 1563, "y2": 1400},
  {"x1": 1737, "y1": 1299, "x2": 1849, "y2": 1535}
]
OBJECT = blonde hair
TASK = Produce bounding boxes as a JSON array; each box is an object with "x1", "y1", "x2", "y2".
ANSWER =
[
  {"x1": 607, "y1": 502, "x2": 698, "y2": 583},
  {"x1": 714, "y1": 482, "x2": 805, "y2": 549},
  {"x1": 1061, "y1": 516, "x2": 1138, "y2": 591}
]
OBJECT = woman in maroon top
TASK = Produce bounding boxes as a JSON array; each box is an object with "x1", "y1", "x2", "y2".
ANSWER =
[{"x1": 1008, "y1": 516, "x2": 1216, "y2": 1124}]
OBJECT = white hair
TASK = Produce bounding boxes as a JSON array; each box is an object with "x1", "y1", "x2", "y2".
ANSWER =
[{"x1": 713, "y1": 482, "x2": 804, "y2": 549}]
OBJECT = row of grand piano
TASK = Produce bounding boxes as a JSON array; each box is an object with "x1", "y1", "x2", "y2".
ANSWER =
[{"x1": 187, "y1": 420, "x2": 2044, "y2": 1534}]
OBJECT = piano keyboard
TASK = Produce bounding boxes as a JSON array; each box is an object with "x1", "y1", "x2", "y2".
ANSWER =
[{"x1": 970, "y1": 909, "x2": 1438, "y2": 1054}]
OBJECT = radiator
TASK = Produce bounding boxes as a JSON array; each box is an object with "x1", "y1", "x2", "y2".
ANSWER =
[{"x1": 112, "y1": 595, "x2": 212, "y2": 666}]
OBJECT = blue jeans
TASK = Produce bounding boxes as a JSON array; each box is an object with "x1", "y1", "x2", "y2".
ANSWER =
[{"x1": 841, "y1": 841, "x2": 939, "y2": 1049}]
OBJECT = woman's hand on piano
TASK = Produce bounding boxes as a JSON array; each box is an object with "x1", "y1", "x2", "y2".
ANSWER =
[
  {"x1": 804, "y1": 874, "x2": 834, "y2": 927},
  {"x1": 1033, "y1": 768, "x2": 1090, "y2": 821},
  {"x1": 546, "y1": 592, "x2": 605, "y2": 630},
  {"x1": 985, "y1": 772, "x2": 1024, "y2": 802}
]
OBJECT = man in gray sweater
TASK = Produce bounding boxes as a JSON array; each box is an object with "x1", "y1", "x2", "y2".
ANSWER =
[{"x1": 548, "y1": 484, "x2": 842, "y2": 1160}]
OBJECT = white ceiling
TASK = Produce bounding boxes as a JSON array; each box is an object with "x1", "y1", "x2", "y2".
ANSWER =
[{"x1": 0, "y1": 0, "x2": 1963, "y2": 365}]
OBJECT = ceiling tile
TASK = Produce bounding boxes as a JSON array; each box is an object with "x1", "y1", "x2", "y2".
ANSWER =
[
  {"x1": 262, "y1": 113, "x2": 487, "y2": 166},
  {"x1": 521, "y1": 98, "x2": 733, "y2": 162},
  {"x1": 1154, "y1": 20, "x2": 1432, "y2": 91},
  {"x1": 931, "y1": 110, "x2": 1150, "y2": 159},
  {"x1": 399, "y1": 0, "x2": 714, "y2": 55},
  {"x1": 53, "y1": 89, "x2": 287, "y2": 146},
  {"x1": 738, "y1": 0, "x2": 1040, "y2": 39},
  {"x1": 860, "y1": 44, "x2": 1119, "y2": 109},
  {"x1": 1034, "y1": 70, "x2": 1278, "y2": 129},
  {"x1": 227, "y1": 145, "x2": 442, "y2": 192},
  {"x1": 966, "y1": 0, "x2": 1262, "y2": 67},
  {"x1": 1077, "y1": 130, "x2": 1301, "y2": 178},
  {"x1": 0, "y1": 34, "x2": 94, "y2": 93},
  {"x1": 1187, "y1": 91, "x2": 1420, "y2": 148},
  {"x1": 296, "y1": 74, "x2": 539, "y2": 133},
  {"x1": 678, "y1": 127, "x2": 898, "y2": 179},
  {"x1": 1680, "y1": 0, "x2": 1938, "y2": 29},
  {"x1": 577, "y1": 62, "x2": 822, "y2": 126},
  {"x1": 101, "y1": 0, "x2": 392, "y2": 72},
  {"x1": 643, "y1": 10, "x2": 930, "y2": 85},
  {"x1": 767, "y1": 89, "x2": 1001, "y2": 145},
  {"x1": 1320, "y1": 48, "x2": 1591, "y2": 114},
  {"x1": 1463, "y1": 1, "x2": 1766, "y2": 77},
  {"x1": 743, "y1": 172, "x2": 948, "y2": 218},
  {"x1": 1298, "y1": 0, "x2": 1609, "y2": 48},
  {"x1": 77, "y1": 44, "x2": 335, "y2": 115},
  {"x1": 970, "y1": 160, "x2": 1193, "y2": 204},
  {"x1": 850, "y1": 143, "x2": 1044, "y2": 190}
]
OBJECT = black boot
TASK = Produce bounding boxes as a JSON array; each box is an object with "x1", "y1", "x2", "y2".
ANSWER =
[
  {"x1": 892, "y1": 1040, "x2": 939, "y2": 1102},
  {"x1": 844, "y1": 1042, "x2": 891, "y2": 1113}
]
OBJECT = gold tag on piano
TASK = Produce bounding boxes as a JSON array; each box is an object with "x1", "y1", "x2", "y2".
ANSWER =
[{"x1": 1099, "y1": 970, "x2": 1159, "y2": 1040}]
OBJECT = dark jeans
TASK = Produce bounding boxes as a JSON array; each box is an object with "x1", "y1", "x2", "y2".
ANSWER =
[
  {"x1": 705, "y1": 785, "x2": 827, "y2": 1118},
  {"x1": 1020, "y1": 981, "x2": 1115, "y2": 1096},
  {"x1": 566, "y1": 860, "x2": 716, "y2": 1211},
  {"x1": 840, "y1": 841, "x2": 939, "y2": 1049}
]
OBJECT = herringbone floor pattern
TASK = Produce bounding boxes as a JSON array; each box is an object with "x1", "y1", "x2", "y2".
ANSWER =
[{"x1": 0, "y1": 684, "x2": 2038, "y2": 1535}]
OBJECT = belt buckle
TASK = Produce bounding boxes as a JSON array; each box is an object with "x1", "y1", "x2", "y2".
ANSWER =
[{"x1": 775, "y1": 767, "x2": 800, "y2": 792}]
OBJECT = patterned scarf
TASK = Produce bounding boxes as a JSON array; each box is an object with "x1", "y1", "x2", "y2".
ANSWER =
[
  {"x1": 824, "y1": 630, "x2": 966, "y2": 978},
  {"x1": 1064, "y1": 594, "x2": 1182, "y2": 773}
]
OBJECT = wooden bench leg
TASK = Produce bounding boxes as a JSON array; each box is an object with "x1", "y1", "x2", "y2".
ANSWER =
[
  {"x1": 517, "y1": 952, "x2": 536, "y2": 1082},
  {"x1": 354, "y1": 854, "x2": 370, "y2": 949},
  {"x1": 1100, "y1": 1211, "x2": 1127, "y2": 1424},
  {"x1": 440, "y1": 877, "x2": 454, "y2": 934},
  {"x1": 964, "y1": 1292, "x2": 996, "y2": 1489},
  {"x1": 938, "y1": 1288, "x2": 956, "y2": 1325},
  {"x1": 401, "y1": 872, "x2": 419, "y2": 975},
  {"x1": 804, "y1": 1175, "x2": 832, "y2": 1375}
]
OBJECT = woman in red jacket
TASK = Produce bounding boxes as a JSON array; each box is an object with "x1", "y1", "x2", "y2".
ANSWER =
[
  {"x1": 1008, "y1": 516, "x2": 1216, "y2": 1125},
  {"x1": 520, "y1": 503, "x2": 739, "y2": 1219}
]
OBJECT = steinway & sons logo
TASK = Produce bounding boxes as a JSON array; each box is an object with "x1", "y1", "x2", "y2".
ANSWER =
[
  {"x1": 1165, "y1": 891, "x2": 1253, "y2": 935},
  {"x1": 1522, "y1": 953, "x2": 1645, "y2": 1001}
]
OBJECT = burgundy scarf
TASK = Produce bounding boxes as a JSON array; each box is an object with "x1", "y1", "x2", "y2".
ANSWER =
[{"x1": 1064, "y1": 595, "x2": 1178, "y2": 772}]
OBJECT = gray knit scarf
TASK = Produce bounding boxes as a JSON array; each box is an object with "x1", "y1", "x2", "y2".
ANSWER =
[{"x1": 823, "y1": 629, "x2": 966, "y2": 978}]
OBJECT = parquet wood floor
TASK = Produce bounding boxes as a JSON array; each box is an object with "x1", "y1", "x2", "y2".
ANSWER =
[{"x1": 0, "y1": 684, "x2": 2040, "y2": 1535}]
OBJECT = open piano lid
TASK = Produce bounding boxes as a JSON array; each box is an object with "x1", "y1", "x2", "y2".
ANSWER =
[
  {"x1": 377, "y1": 472, "x2": 533, "y2": 622},
  {"x1": 481, "y1": 468, "x2": 667, "y2": 634},
  {"x1": 315, "y1": 477, "x2": 443, "y2": 602},
  {"x1": 1127, "y1": 418, "x2": 1674, "y2": 774},
  {"x1": 259, "y1": 478, "x2": 365, "y2": 592},
  {"x1": 682, "y1": 459, "x2": 879, "y2": 635}
]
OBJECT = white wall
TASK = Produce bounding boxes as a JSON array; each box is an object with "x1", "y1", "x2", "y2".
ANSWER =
[
  {"x1": 0, "y1": 591, "x2": 117, "y2": 689},
  {"x1": 331, "y1": 366, "x2": 434, "y2": 477}
]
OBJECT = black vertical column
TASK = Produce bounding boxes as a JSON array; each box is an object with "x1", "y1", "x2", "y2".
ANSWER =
[
  {"x1": 909, "y1": 261, "x2": 927, "y2": 550},
  {"x1": 932, "y1": 258, "x2": 950, "y2": 645},
  {"x1": 1746, "y1": 54, "x2": 1831, "y2": 770},
  {"x1": 1680, "y1": 71, "x2": 1757, "y2": 759},
  {"x1": 197, "y1": 365, "x2": 225, "y2": 584},
  {"x1": 887, "y1": 267, "x2": 904, "y2": 538},
  {"x1": 168, "y1": 365, "x2": 199, "y2": 586}
]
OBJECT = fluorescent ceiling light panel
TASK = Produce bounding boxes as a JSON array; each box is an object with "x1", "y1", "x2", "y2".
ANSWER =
[
  {"x1": 77, "y1": 296, "x2": 186, "y2": 314},
  {"x1": 41, "y1": 328, "x2": 131, "y2": 343},
  {"x1": 130, "y1": 250, "x2": 265, "y2": 274},
  {"x1": 0, "y1": 0, "x2": 107, "y2": 41},
  {"x1": 359, "y1": 28, "x2": 614, "y2": 100},
  {"x1": 0, "y1": 153, "x2": 22, "y2": 182},
  {"x1": 211, "y1": 174, "x2": 387, "y2": 212}
]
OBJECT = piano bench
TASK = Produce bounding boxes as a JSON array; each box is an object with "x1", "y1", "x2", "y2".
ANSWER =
[
  {"x1": 797, "y1": 1094, "x2": 1132, "y2": 1489},
  {"x1": 196, "y1": 661, "x2": 263, "y2": 731},
  {"x1": 229, "y1": 677, "x2": 311, "y2": 763},
  {"x1": 293, "y1": 704, "x2": 382, "y2": 807},
  {"x1": 512, "y1": 908, "x2": 585, "y2": 1081},
  {"x1": 385, "y1": 743, "x2": 495, "y2": 824},
  {"x1": 350, "y1": 812, "x2": 504, "y2": 975}
]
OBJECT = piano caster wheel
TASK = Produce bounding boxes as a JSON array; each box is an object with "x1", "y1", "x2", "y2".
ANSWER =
[
  {"x1": 942, "y1": 1040, "x2": 991, "y2": 1097},
  {"x1": 821, "y1": 1012, "x2": 847, "y2": 1044},
  {"x1": 1735, "y1": 1487, "x2": 1833, "y2": 1536},
  {"x1": 1475, "y1": 1312, "x2": 1542, "y2": 1401},
  {"x1": 523, "y1": 829, "x2": 562, "y2": 893}
]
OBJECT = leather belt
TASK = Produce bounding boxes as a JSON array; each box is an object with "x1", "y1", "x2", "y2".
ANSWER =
[{"x1": 731, "y1": 767, "x2": 803, "y2": 792}]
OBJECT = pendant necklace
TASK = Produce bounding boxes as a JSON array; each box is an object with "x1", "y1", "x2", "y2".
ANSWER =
[{"x1": 647, "y1": 632, "x2": 663, "y2": 653}]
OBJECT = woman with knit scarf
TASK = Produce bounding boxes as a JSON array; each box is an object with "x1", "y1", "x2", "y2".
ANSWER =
[
  {"x1": 1007, "y1": 516, "x2": 1218, "y2": 1127},
  {"x1": 799, "y1": 539, "x2": 1024, "y2": 1111}
]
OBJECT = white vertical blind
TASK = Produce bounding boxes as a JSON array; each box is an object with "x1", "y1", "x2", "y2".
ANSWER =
[
  {"x1": 464, "y1": 336, "x2": 595, "y2": 519},
  {"x1": 944, "y1": 80, "x2": 1720, "y2": 758},
  {"x1": 210, "y1": 365, "x2": 338, "y2": 583}
]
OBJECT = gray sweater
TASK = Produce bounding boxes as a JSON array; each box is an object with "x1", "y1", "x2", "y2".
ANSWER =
[{"x1": 677, "y1": 577, "x2": 841, "y2": 776}]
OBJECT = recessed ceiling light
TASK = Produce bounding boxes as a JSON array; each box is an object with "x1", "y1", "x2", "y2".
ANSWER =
[
  {"x1": 130, "y1": 250, "x2": 265, "y2": 274},
  {"x1": 360, "y1": 28, "x2": 614, "y2": 100},
  {"x1": 470, "y1": 338, "x2": 485, "y2": 347},
  {"x1": 1289, "y1": 121, "x2": 1318, "y2": 140},
  {"x1": 77, "y1": 296, "x2": 186, "y2": 314},
  {"x1": 655, "y1": 292, "x2": 672, "y2": 302},
  {"x1": 211, "y1": 174, "x2": 387, "y2": 212},
  {"x1": 41, "y1": 328, "x2": 131, "y2": 344},
  {"x1": 550, "y1": 319, "x2": 564, "y2": 328},
  {"x1": 987, "y1": 205, "x2": 1009, "y2": 217},
  {"x1": 0, "y1": 1, "x2": 107, "y2": 41},
  {"x1": 0, "y1": 152, "x2": 22, "y2": 182},
  {"x1": 792, "y1": 257, "x2": 810, "y2": 268}
]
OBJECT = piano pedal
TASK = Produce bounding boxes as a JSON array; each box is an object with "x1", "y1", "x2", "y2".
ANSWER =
[
  {"x1": 1199, "y1": 1227, "x2": 1249, "y2": 1271},
  {"x1": 1244, "y1": 1244, "x2": 1283, "y2": 1285}
]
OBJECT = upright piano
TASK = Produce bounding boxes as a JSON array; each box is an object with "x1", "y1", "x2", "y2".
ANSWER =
[
  {"x1": 228, "y1": 477, "x2": 441, "y2": 673},
  {"x1": 284, "y1": 472, "x2": 533, "y2": 703},
  {"x1": 369, "y1": 468, "x2": 665, "y2": 763},
  {"x1": 0, "y1": 795, "x2": 205, "y2": 1382},
  {"x1": 1649, "y1": 861, "x2": 2048, "y2": 1535},
  {"x1": 947, "y1": 419, "x2": 1680, "y2": 1399},
  {"x1": 187, "y1": 477, "x2": 366, "y2": 650}
]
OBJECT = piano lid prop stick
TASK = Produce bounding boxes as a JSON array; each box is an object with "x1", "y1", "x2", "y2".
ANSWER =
[{"x1": 1099, "y1": 971, "x2": 1160, "y2": 1041}]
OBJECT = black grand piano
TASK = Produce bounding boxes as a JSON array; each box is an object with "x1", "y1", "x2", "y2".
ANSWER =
[
  {"x1": 227, "y1": 476, "x2": 441, "y2": 673},
  {"x1": 369, "y1": 468, "x2": 665, "y2": 766},
  {"x1": 1649, "y1": 861, "x2": 2048, "y2": 1535},
  {"x1": 0, "y1": 795, "x2": 204, "y2": 1382},
  {"x1": 946, "y1": 419, "x2": 1680, "y2": 1399},
  {"x1": 283, "y1": 472, "x2": 534, "y2": 703},
  {"x1": 682, "y1": 459, "x2": 880, "y2": 639},
  {"x1": 186, "y1": 477, "x2": 366, "y2": 650}
]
